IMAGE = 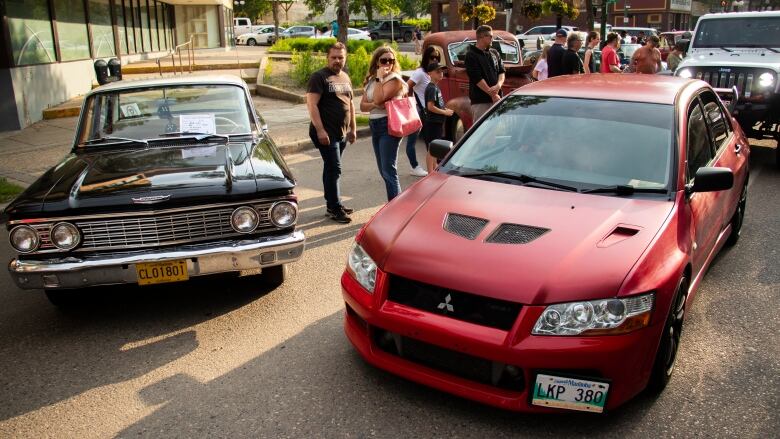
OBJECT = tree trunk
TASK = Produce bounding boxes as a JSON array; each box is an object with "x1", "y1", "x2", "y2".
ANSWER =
[
  {"x1": 338, "y1": 0, "x2": 349, "y2": 44},
  {"x1": 366, "y1": 0, "x2": 373, "y2": 22},
  {"x1": 586, "y1": 0, "x2": 594, "y2": 32},
  {"x1": 272, "y1": 2, "x2": 279, "y2": 42}
]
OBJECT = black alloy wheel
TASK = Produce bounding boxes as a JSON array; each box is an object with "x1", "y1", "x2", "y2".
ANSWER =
[
  {"x1": 647, "y1": 276, "x2": 688, "y2": 393},
  {"x1": 726, "y1": 179, "x2": 748, "y2": 246},
  {"x1": 247, "y1": 38, "x2": 257, "y2": 46},
  {"x1": 403, "y1": 32, "x2": 412, "y2": 43}
]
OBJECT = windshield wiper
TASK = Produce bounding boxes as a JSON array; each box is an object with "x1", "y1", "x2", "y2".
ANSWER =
[
  {"x1": 719, "y1": 46, "x2": 733, "y2": 53},
  {"x1": 457, "y1": 170, "x2": 579, "y2": 192},
  {"x1": 731, "y1": 44, "x2": 780, "y2": 53},
  {"x1": 581, "y1": 185, "x2": 668, "y2": 195},
  {"x1": 157, "y1": 132, "x2": 230, "y2": 144},
  {"x1": 81, "y1": 136, "x2": 148, "y2": 146}
]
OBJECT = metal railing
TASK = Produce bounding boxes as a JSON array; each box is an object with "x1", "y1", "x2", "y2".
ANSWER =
[{"x1": 157, "y1": 36, "x2": 195, "y2": 75}]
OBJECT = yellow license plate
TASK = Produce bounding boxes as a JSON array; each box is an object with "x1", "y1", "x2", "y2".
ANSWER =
[{"x1": 135, "y1": 260, "x2": 189, "y2": 286}]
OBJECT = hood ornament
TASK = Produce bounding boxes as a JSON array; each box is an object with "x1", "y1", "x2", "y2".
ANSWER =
[{"x1": 132, "y1": 195, "x2": 171, "y2": 204}]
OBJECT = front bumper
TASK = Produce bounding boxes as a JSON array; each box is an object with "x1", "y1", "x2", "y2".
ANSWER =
[
  {"x1": 342, "y1": 270, "x2": 663, "y2": 413},
  {"x1": 9, "y1": 231, "x2": 305, "y2": 290}
]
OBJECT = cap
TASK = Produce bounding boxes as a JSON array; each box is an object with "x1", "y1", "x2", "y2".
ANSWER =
[
  {"x1": 555, "y1": 29, "x2": 568, "y2": 38},
  {"x1": 425, "y1": 62, "x2": 447, "y2": 73}
]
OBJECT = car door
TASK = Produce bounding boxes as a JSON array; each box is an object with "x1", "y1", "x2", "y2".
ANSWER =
[
  {"x1": 685, "y1": 97, "x2": 720, "y2": 276},
  {"x1": 699, "y1": 90, "x2": 747, "y2": 230}
]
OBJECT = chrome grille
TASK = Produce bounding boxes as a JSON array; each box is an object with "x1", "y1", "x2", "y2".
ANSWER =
[
  {"x1": 485, "y1": 223, "x2": 549, "y2": 244},
  {"x1": 443, "y1": 213, "x2": 489, "y2": 240},
  {"x1": 75, "y1": 203, "x2": 276, "y2": 251},
  {"x1": 31, "y1": 224, "x2": 56, "y2": 251}
]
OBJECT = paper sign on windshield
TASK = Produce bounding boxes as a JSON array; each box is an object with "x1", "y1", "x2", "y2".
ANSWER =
[{"x1": 180, "y1": 114, "x2": 216, "y2": 134}]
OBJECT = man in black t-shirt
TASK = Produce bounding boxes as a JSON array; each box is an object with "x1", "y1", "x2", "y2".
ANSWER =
[
  {"x1": 561, "y1": 33, "x2": 584, "y2": 75},
  {"x1": 306, "y1": 42, "x2": 356, "y2": 223},
  {"x1": 465, "y1": 25, "x2": 505, "y2": 122},
  {"x1": 547, "y1": 28, "x2": 568, "y2": 78}
]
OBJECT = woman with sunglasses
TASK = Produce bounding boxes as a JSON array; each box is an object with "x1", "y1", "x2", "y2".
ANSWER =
[
  {"x1": 403, "y1": 46, "x2": 443, "y2": 178},
  {"x1": 360, "y1": 46, "x2": 407, "y2": 201}
]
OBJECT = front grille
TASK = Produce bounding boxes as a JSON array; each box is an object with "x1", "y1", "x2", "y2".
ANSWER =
[
  {"x1": 75, "y1": 202, "x2": 280, "y2": 251},
  {"x1": 443, "y1": 213, "x2": 489, "y2": 240},
  {"x1": 373, "y1": 328, "x2": 525, "y2": 392},
  {"x1": 388, "y1": 276, "x2": 521, "y2": 330},
  {"x1": 485, "y1": 223, "x2": 549, "y2": 244},
  {"x1": 690, "y1": 67, "x2": 775, "y2": 99}
]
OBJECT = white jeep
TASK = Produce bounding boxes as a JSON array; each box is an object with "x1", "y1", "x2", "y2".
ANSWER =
[{"x1": 676, "y1": 11, "x2": 780, "y2": 167}]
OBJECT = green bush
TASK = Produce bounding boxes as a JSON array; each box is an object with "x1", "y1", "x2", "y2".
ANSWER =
[
  {"x1": 290, "y1": 49, "x2": 326, "y2": 87},
  {"x1": 398, "y1": 53, "x2": 417, "y2": 71},
  {"x1": 403, "y1": 18, "x2": 432, "y2": 32},
  {"x1": 270, "y1": 37, "x2": 388, "y2": 54},
  {"x1": 346, "y1": 46, "x2": 370, "y2": 88}
]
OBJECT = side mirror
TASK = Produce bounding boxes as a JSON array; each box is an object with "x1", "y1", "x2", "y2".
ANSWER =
[
  {"x1": 688, "y1": 167, "x2": 733, "y2": 194},
  {"x1": 429, "y1": 139, "x2": 453, "y2": 160}
]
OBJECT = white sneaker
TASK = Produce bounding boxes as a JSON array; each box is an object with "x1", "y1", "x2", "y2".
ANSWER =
[{"x1": 410, "y1": 166, "x2": 428, "y2": 177}]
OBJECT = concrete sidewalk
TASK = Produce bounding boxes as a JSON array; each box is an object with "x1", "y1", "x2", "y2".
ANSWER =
[{"x1": 0, "y1": 95, "x2": 369, "y2": 188}]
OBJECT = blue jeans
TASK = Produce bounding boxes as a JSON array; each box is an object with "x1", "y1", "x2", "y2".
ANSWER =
[
  {"x1": 369, "y1": 117, "x2": 402, "y2": 201},
  {"x1": 404, "y1": 128, "x2": 420, "y2": 168},
  {"x1": 312, "y1": 134, "x2": 346, "y2": 210}
]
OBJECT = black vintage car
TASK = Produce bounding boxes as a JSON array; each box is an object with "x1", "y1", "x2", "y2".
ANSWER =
[{"x1": 4, "y1": 76, "x2": 305, "y2": 305}]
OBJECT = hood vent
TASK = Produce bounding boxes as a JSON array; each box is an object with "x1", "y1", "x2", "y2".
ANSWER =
[
  {"x1": 443, "y1": 213, "x2": 489, "y2": 240},
  {"x1": 485, "y1": 223, "x2": 549, "y2": 244}
]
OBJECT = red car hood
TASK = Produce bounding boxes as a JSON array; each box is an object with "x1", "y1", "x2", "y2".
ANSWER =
[{"x1": 362, "y1": 173, "x2": 675, "y2": 305}]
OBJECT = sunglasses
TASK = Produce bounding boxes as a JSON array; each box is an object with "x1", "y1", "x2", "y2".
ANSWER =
[{"x1": 379, "y1": 58, "x2": 396, "y2": 65}]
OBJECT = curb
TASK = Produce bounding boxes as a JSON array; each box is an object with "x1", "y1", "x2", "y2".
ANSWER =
[
  {"x1": 255, "y1": 84, "x2": 306, "y2": 104},
  {"x1": 122, "y1": 62, "x2": 261, "y2": 74},
  {"x1": 275, "y1": 126, "x2": 371, "y2": 155}
]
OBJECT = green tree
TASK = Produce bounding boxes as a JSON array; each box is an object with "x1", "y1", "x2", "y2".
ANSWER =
[{"x1": 234, "y1": 0, "x2": 272, "y2": 22}]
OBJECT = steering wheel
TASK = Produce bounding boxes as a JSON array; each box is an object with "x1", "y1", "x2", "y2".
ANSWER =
[{"x1": 214, "y1": 116, "x2": 241, "y2": 133}]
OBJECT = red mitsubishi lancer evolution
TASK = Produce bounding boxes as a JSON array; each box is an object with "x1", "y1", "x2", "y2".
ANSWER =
[{"x1": 341, "y1": 75, "x2": 749, "y2": 413}]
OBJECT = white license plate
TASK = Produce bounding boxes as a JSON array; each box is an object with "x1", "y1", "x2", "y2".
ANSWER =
[{"x1": 531, "y1": 373, "x2": 610, "y2": 413}]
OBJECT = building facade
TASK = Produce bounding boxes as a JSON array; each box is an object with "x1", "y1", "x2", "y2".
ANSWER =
[{"x1": 0, "y1": 0, "x2": 236, "y2": 132}]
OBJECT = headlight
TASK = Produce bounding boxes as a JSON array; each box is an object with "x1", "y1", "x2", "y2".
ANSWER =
[
  {"x1": 269, "y1": 201, "x2": 297, "y2": 228},
  {"x1": 347, "y1": 242, "x2": 377, "y2": 293},
  {"x1": 50, "y1": 222, "x2": 81, "y2": 250},
  {"x1": 758, "y1": 72, "x2": 775, "y2": 88},
  {"x1": 9, "y1": 225, "x2": 40, "y2": 253},
  {"x1": 532, "y1": 293, "x2": 654, "y2": 336},
  {"x1": 231, "y1": 206, "x2": 259, "y2": 233},
  {"x1": 678, "y1": 68, "x2": 693, "y2": 79}
]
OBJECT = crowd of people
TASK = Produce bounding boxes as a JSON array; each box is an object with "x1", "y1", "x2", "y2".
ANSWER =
[{"x1": 304, "y1": 25, "x2": 686, "y2": 224}]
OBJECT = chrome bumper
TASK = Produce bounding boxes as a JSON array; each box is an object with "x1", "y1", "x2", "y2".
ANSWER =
[{"x1": 8, "y1": 231, "x2": 305, "y2": 290}]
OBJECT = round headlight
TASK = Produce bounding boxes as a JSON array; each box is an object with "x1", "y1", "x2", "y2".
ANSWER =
[
  {"x1": 231, "y1": 206, "x2": 259, "y2": 233},
  {"x1": 678, "y1": 68, "x2": 693, "y2": 79},
  {"x1": 51, "y1": 222, "x2": 81, "y2": 250},
  {"x1": 758, "y1": 72, "x2": 775, "y2": 88},
  {"x1": 269, "y1": 201, "x2": 297, "y2": 228},
  {"x1": 10, "y1": 225, "x2": 40, "y2": 253}
]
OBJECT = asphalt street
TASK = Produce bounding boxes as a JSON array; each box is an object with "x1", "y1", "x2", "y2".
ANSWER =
[{"x1": 0, "y1": 139, "x2": 777, "y2": 438}]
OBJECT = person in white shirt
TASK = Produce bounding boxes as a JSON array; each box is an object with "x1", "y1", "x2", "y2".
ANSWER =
[{"x1": 532, "y1": 45, "x2": 550, "y2": 81}]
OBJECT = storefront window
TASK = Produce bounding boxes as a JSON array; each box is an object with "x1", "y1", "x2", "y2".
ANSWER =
[
  {"x1": 133, "y1": 1, "x2": 143, "y2": 51},
  {"x1": 224, "y1": 7, "x2": 235, "y2": 48},
  {"x1": 176, "y1": 5, "x2": 219, "y2": 49},
  {"x1": 140, "y1": 1, "x2": 151, "y2": 52},
  {"x1": 149, "y1": 1, "x2": 159, "y2": 51},
  {"x1": 164, "y1": 5, "x2": 174, "y2": 48},
  {"x1": 156, "y1": 2, "x2": 166, "y2": 50},
  {"x1": 90, "y1": 0, "x2": 116, "y2": 58},
  {"x1": 115, "y1": 0, "x2": 128, "y2": 54},
  {"x1": 55, "y1": 0, "x2": 91, "y2": 61},
  {"x1": 6, "y1": 0, "x2": 56, "y2": 65}
]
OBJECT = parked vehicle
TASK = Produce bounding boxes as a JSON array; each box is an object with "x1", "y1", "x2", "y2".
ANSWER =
[
  {"x1": 612, "y1": 26, "x2": 659, "y2": 41},
  {"x1": 237, "y1": 26, "x2": 285, "y2": 46},
  {"x1": 422, "y1": 31, "x2": 532, "y2": 142},
  {"x1": 267, "y1": 25, "x2": 316, "y2": 45},
  {"x1": 4, "y1": 76, "x2": 305, "y2": 305},
  {"x1": 659, "y1": 31, "x2": 689, "y2": 61},
  {"x1": 315, "y1": 27, "x2": 371, "y2": 40},
  {"x1": 516, "y1": 25, "x2": 577, "y2": 50},
  {"x1": 233, "y1": 17, "x2": 253, "y2": 37},
  {"x1": 676, "y1": 11, "x2": 780, "y2": 167},
  {"x1": 368, "y1": 20, "x2": 416, "y2": 42},
  {"x1": 342, "y1": 74, "x2": 749, "y2": 413}
]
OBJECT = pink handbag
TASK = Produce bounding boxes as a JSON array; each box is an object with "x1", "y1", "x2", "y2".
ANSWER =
[{"x1": 385, "y1": 96, "x2": 423, "y2": 138}]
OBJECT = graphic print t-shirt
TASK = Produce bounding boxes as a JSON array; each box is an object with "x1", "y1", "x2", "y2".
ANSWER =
[
  {"x1": 425, "y1": 83, "x2": 446, "y2": 124},
  {"x1": 307, "y1": 67, "x2": 353, "y2": 140}
]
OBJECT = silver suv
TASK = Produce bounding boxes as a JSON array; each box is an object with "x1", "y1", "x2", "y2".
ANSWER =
[{"x1": 676, "y1": 11, "x2": 780, "y2": 167}]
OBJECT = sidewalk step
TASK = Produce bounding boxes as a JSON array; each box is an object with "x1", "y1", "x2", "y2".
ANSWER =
[{"x1": 123, "y1": 61, "x2": 260, "y2": 74}]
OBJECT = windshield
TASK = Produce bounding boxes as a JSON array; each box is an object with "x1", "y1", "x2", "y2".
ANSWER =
[
  {"x1": 448, "y1": 39, "x2": 521, "y2": 64},
  {"x1": 77, "y1": 84, "x2": 256, "y2": 145},
  {"x1": 693, "y1": 17, "x2": 780, "y2": 48},
  {"x1": 441, "y1": 96, "x2": 674, "y2": 190}
]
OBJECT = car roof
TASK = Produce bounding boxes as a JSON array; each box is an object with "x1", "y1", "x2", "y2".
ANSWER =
[
  {"x1": 89, "y1": 75, "x2": 247, "y2": 94},
  {"x1": 699, "y1": 10, "x2": 780, "y2": 19},
  {"x1": 513, "y1": 74, "x2": 699, "y2": 105},
  {"x1": 425, "y1": 30, "x2": 518, "y2": 47}
]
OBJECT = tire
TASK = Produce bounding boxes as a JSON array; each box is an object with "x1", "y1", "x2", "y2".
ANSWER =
[
  {"x1": 261, "y1": 264, "x2": 287, "y2": 289},
  {"x1": 45, "y1": 289, "x2": 79, "y2": 307},
  {"x1": 647, "y1": 276, "x2": 687, "y2": 394},
  {"x1": 370, "y1": 33, "x2": 379, "y2": 41},
  {"x1": 725, "y1": 178, "x2": 748, "y2": 246},
  {"x1": 247, "y1": 38, "x2": 256, "y2": 46},
  {"x1": 403, "y1": 32, "x2": 412, "y2": 43}
]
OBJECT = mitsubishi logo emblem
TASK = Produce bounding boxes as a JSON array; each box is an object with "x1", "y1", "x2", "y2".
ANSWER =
[{"x1": 437, "y1": 294, "x2": 454, "y2": 313}]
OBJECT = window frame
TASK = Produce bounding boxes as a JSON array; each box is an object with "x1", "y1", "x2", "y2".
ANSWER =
[
  {"x1": 698, "y1": 90, "x2": 732, "y2": 157},
  {"x1": 685, "y1": 98, "x2": 715, "y2": 183}
]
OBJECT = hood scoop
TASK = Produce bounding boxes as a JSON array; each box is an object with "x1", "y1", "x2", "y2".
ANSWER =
[
  {"x1": 597, "y1": 225, "x2": 641, "y2": 248},
  {"x1": 485, "y1": 223, "x2": 549, "y2": 244},
  {"x1": 443, "y1": 213, "x2": 489, "y2": 240}
]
